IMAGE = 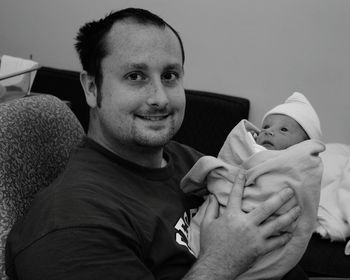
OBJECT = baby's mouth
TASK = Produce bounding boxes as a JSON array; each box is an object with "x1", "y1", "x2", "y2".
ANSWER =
[{"x1": 261, "y1": 141, "x2": 274, "y2": 149}]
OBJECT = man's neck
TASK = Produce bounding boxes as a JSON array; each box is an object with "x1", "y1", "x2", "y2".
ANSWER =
[{"x1": 88, "y1": 133, "x2": 166, "y2": 168}]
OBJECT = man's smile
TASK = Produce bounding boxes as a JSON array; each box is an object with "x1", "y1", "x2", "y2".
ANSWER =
[{"x1": 136, "y1": 114, "x2": 169, "y2": 121}]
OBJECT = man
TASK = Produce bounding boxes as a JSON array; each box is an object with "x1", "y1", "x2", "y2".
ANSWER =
[{"x1": 6, "y1": 8, "x2": 304, "y2": 279}]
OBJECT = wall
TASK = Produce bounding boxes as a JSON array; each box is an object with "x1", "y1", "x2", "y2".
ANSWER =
[{"x1": 1, "y1": 0, "x2": 349, "y2": 143}]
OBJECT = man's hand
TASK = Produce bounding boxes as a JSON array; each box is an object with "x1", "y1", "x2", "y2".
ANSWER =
[{"x1": 185, "y1": 170, "x2": 300, "y2": 280}]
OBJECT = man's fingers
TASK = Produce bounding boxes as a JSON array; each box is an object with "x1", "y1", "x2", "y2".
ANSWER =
[
  {"x1": 249, "y1": 187, "x2": 295, "y2": 224},
  {"x1": 260, "y1": 206, "x2": 301, "y2": 255},
  {"x1": 261, "y1": 205, "x2": 301, "y2": 238},
  {"x1": 226, "y1": 169, "x2": 246, "y2": 211},
  {"x1": 202, "y1": 195, "x2": 219, "y2": 226},
  {"x1": 262, "y1": 232, "x2": 293, "y2": 254}
]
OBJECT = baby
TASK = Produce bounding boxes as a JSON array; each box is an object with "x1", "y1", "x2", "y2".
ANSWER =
[{"x1": 181, "y1": 92, "x2": 325, "y2": 280}]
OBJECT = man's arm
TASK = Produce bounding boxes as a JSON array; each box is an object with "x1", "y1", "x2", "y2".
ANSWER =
[{"x1": 184, "y1": 170, "x2": 300, "y2": 280}]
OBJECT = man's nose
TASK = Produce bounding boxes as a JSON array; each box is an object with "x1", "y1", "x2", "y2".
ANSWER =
[{"x1": 147, "y1": 80, "x2": 169, "y2": 108}]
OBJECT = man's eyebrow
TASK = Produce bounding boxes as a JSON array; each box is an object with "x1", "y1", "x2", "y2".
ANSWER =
[
  {"x1": 165, "y1": 63, "x2": 184, "y2": 72},
  {"x1": 122, "y1": 63, "x2": 184, "y2": 72},
  {"x1": 123, "y1": 63, "x2": 149, "y2": 70}
]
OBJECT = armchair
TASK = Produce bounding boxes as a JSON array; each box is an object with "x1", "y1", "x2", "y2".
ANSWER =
[{"x1": 0, "y1": 95, "x2": 85, "y2": 279}]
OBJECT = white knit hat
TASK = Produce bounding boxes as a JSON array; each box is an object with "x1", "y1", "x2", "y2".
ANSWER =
[{"x1": 262, "y1": 92, "x2": 322, "y2": 140}]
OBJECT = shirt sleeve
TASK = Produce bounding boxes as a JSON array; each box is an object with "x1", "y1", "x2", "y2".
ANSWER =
[{"x1": 13, "y1": 227, "x2": 155, "y2": 280}]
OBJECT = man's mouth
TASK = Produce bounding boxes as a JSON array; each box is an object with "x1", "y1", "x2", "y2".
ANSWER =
[{"x1": 136, "y1": 114, "x2": 169, "y2": 121}]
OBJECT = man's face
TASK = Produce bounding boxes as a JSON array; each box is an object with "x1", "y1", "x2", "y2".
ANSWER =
[
  {"x1": 93, "y1": 21, "x2": 185, "y2": 151},
  {"x1": 256, "y1": 114, "x2": 308, "y2": 150}
]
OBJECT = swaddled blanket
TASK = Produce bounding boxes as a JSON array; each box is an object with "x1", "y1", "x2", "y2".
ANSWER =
[
  {"x1": 181, "y1": 120, "x2": 325, "y2": 280},
  {"x1": 315, "y1": 143, "x2": 350, "y2": 255}
]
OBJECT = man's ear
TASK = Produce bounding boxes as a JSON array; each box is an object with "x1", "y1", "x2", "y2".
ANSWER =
[{"x1": 80, "y1": 71, "x2": 98, "y2": 108}]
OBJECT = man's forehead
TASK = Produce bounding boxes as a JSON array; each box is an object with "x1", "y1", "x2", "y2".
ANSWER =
[
  {"x1": 103, "y1": 21, "x2": 183, "y2": 66},
  {"x1": 107, "y1": 20, "x2": 180, "y2": 49},
  {"x1": 107, "y1": 20, "x2": 168, "y2": 43}
]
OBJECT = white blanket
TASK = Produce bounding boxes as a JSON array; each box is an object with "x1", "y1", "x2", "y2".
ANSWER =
[{"x1": 315, "y1": 143, "x2": 350, "y2": 255}]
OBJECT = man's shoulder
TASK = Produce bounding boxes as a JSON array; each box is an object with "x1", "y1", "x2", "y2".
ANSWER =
[
  {"x1": 165, "y1": 140, "x2": 204, "y2": 172},
  {"x1": 166, "y1": 140, "x2": 203, "y2": 157}
]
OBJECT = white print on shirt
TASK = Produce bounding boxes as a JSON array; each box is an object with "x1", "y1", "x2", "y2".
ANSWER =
[{"x1": 174, "y1": 208, "x2": 198, "y2": 255}]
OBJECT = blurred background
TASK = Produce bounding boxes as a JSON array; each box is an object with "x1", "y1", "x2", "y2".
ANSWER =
[{"x1": 1, "y1": 0, "x2": 349, "y2": 143}]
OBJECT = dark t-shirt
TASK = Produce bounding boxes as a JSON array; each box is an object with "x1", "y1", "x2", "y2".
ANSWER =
[{"x1": 6, "y1": 138, "x2": 204, "y2": 280}]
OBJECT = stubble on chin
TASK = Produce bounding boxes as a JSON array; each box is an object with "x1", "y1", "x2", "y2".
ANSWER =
[{"x1": 134, "y1": 127, "x2": 176, "y2": 147}]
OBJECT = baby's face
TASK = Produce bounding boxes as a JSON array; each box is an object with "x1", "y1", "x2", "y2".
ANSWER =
[{"x1": 256, "y1": 114, "x2": 308, "y2": 150}]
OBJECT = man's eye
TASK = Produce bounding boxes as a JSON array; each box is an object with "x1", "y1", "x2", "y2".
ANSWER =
[
  {"x1": 125, "y1": 72, "x2": 146, "y2": 81},
  {"x1": 162, "y1": 72, "x2": 179, "y2": 82}
]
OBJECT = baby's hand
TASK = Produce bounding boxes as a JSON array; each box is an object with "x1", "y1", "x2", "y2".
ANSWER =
[{"x1": 249, "y1": 131, "x2": 259, "y2": 141}]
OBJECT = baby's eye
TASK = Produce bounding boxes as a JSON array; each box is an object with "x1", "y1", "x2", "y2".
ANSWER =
[
  {"x1": 280, "y1": 127, "x2": 288, "y2": 132},
  {"x1": 262, "y1": 125, "x2": 270, "y2": 130}
]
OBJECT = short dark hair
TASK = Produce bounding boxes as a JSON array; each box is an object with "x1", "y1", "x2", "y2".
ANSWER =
[{"x1": 75, "y1": 7, "x2": 185, "y2": 92}]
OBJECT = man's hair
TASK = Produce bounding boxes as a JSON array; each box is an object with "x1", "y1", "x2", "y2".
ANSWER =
[{"x1": 75, "y1": 7, "x2": 185, "y2": 92}]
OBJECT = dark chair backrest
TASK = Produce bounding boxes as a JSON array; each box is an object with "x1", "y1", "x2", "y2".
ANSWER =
[
  {"x1": 31, "y1": 67, "x2": 89, "y2": 131},
  {"x1": 31, "y1": 67, "x2": 250, "y2": 156},
  {"x1": 173, "y1": 90, "x2": 249, "y2": 155}
]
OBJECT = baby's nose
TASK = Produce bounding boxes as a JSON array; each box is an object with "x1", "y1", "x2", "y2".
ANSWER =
[{"x1": 262, "y1": 129, "x2": 274, "y2": 136}]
